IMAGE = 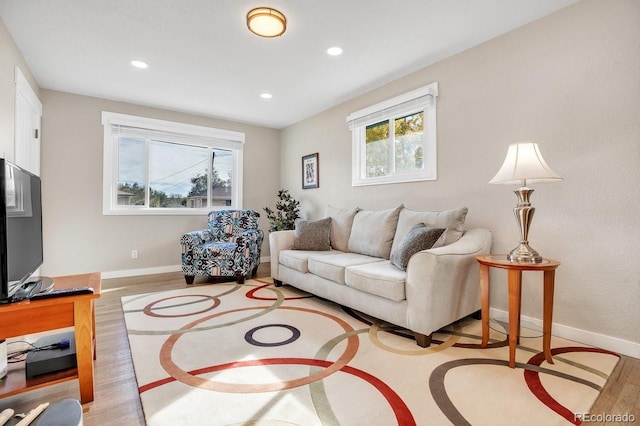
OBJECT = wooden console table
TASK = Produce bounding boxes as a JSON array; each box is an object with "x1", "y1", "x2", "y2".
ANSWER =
[
  {"x1": 476, "y1": 255, "x2": 560, "y2": 368},
  {"x1": 0, "y1": 272, "x2": 101, "y2": 403}
]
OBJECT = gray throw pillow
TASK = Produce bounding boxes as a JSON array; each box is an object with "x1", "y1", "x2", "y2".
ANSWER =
[
  {"x1": 291, "y1": 217, "x2": 332, "y2": 251},
  {"x1": 390, "y1": 223, "x2": 446, "y2": 271},
  {"x1": 390, "y1": 207, "x2": 468, "y2": 255}
]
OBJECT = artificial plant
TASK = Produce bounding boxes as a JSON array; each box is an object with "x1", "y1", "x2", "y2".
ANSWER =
[{"x1": 263, "y1": 189, "x2": 300, "y2": 231}]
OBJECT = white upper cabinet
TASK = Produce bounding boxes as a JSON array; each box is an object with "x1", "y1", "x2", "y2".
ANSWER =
[{"x1": 14, "y1": 66, "x2": 42, "y2": 176}]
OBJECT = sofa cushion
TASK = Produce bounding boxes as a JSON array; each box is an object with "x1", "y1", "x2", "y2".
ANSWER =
[
  {"x1": 390, "y1": 224, "x2": 446, "y2": 271},
  {"x1": 279, "y1": 249, "x2": 339, "y2": 273},
  {"x1": 348, "y1": 205, "x2": 403, "y2": 259},
  {"x1": 345, "y1": 261, "x2": 407, "y2": 302},
  {"x1": 291, "y1": 217, "x2": 331, "y2": 251},
  {"x1": 308, "y1": 253, "x2": 385, "y2": 284},
  {"x1": 391, "y1": 207, "x2": 468, "y2": 255},
  {"x1": 326, "y1": 205, "x2": 360, "y2": 252}
]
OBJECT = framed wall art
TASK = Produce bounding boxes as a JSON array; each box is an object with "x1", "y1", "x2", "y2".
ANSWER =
[{"x1": 302, "y1": 153, "x2": 319, "y2": 189}]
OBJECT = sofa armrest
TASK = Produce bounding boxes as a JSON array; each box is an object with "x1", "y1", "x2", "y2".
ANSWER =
[
  {"x1": 423, "y1": 228, "x2": 491, "y2": 257},
  {"x1": 405, "y1": 228, "x2": 492, "y2": 334},
  {"x1": 269, "y1": 230, "x2": 295, "y2": 280}
]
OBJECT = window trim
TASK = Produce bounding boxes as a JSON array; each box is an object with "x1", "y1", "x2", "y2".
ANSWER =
[
  {"x1": 101, "y1": 112, "x2": 244, "y2": 215},
  {"x1": 347, "y1": 82, "x2": 438, "y2": 187}
]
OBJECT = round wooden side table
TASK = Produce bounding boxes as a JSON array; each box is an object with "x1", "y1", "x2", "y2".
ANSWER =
[{"x1": 476, "y1": 254, "x2": 561, "y2": 368}]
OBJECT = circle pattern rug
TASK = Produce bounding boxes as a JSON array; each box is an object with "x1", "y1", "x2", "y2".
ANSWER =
[{"x1": 121, "y1": 279, "x2": 619, "y2": 425}]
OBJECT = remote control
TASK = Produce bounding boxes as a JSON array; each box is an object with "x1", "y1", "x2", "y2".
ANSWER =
[
  {"x1": 0, "y1": 408, "x2": 14, "y2": 426},
  {"x1": 15, "y1": 402, "x2": 48, "y2": 426},
  {"x1": 29, "y1": 287, "x2": 94, "y2": 300}
]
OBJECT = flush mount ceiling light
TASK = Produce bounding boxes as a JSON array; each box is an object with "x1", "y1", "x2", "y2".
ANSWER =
[
  {"x1": 327, "y1": 47, "x2": 343, "y2": 56},
  {"x1": 247, "y1": 7, "x2": 286, "y2": 38}
]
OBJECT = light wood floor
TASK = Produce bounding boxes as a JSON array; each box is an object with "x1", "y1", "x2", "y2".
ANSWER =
[{"x1": 1, "y1": 264, "x2": 638, "y2": 425}]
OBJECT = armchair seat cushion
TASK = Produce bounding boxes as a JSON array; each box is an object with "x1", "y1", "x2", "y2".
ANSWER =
[{"x1": 194, "y1": 241, "x2": 238, "y2": 258}]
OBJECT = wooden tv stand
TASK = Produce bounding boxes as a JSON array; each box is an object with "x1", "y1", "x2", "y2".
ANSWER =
[{"x1": 0, "y1": 272, "x2": 101, "y2": 404}]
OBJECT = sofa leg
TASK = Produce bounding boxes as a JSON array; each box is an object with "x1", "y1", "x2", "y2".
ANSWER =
[
  {"x1": 252, "y1": 265, "x2": 259, "y2": 276},
  {"x1": 470, "y1": 309, "x2": 482, "y2": 320},
  {"x1": 415, "y1": 332, "x2": 433, "y2": 348},
  {"x1": 185, "y1": 275, "x2": 195, "y2": 285},
  {"x1": 236, "y1": 273, "x2": 246, "y2": 284},
  {"x1": 273, "y1": 279, "x2": 283, "y2": 287}
]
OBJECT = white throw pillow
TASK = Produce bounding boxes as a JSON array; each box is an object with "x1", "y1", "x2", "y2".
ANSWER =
[
  {"x1": 325, "y1": 205, "x2": 360, "y2": 252},
  {"x1": 348, "y1": 205, "x2": 403, "y2": 259}
]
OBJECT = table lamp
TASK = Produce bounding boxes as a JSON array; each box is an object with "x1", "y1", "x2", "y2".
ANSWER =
[{"x1": 489, "y1": 142, "x2": 562, "y2": 263}]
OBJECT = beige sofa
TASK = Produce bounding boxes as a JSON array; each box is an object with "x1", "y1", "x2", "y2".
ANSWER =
[{"x1": 269, "y1": 205, "x2": 492, "y2": 347}]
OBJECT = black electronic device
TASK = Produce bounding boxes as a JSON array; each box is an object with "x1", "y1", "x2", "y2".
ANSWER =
[
  {"x1": 25, "y1": 331, "x2": 77, "y2": 379},
  {"x1": 0, "y1": 159, "x2": 48, "y2": 302}
]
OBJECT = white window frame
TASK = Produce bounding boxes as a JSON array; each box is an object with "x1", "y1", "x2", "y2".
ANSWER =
[
  {"x1": 101, "y1": 112, "x2": 244, "y2": 215},
  {"x1": 347, "y1": 82, "x2": 438, "y2": 187}
]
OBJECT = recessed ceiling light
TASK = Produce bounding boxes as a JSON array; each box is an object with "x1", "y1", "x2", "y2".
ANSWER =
[
  {"x1": 260, "y1": 93, "x2": 273, "y2": 99},
  {"x1": 327, "y1": 47, "x2": 343, "y2": 56},
  {"x1": 130, "y1": 60, "x2": 148, "y2": 69}
]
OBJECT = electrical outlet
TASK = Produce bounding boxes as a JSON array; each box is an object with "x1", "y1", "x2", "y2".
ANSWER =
[{"x1": 131, "y1": 250, "x2": 138, "y2": 259}]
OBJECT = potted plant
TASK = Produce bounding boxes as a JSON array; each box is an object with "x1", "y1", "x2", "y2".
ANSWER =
[{"x1": 263, "y1": 189, "x2": 300, "y2": 231}]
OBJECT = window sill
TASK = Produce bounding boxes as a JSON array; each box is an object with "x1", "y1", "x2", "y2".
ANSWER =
[{"x1": 102, "y1": 207, "x2": 227, "y2": 216}]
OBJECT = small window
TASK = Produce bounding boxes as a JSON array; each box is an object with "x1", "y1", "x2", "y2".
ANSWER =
[
  {"x1": 102, "y1": 112, "x2": 244, "y2": 215},
  {"x1": 348, "y1": 82, "x2": 438, "y2": 186}
]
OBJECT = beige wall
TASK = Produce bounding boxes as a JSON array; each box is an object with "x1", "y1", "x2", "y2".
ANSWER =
[
  {"x1": 39, "y1": 90, "x2": 281, "y2": 277},
  {"x1": 3, "y1": 2, "x2": 639, "y2": 349},
  {"x1": 280, "y1": 0, "x2": 640, "y2": 346},
  {"x1": 0, "y1": 17, "x2": 39, "y2": 160}
]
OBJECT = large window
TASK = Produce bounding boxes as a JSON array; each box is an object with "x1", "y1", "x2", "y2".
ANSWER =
[
  {"x1": 102, "y1": 112, "x2": 244, "y2": 215},
  {"x1": 347, "y1": 82, "x2": 438, "y2": 186}
]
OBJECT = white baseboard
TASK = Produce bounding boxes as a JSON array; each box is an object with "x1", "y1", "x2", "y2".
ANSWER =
[
  {"x1": 103, "y1": 258, "x2": 272, "y2": 280},
  {"x1": 102, "y1": 265, "x2": 182, "y2": 279},
  {"x1": 490, "y1": 308, "x2": 640, "y2": 359}
]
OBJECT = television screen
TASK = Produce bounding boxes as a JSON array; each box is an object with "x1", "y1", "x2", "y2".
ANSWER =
[{"x1": 0, "y1": 159, "x2": 43, "y2": 300}]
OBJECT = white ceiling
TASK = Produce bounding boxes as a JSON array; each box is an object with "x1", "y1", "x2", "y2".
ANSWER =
[{"x1": 0, "y1": 0, "x2": 577, "y2": 129}]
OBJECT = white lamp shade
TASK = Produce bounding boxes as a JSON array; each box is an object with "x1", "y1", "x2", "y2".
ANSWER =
[{"x1": 489, "y1": 141, "x2": 562, "y2": 185}]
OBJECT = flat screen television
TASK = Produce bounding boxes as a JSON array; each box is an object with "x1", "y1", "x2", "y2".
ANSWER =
[{"x1": 0, "y1": 158, "x2": 45, "y2": 302}]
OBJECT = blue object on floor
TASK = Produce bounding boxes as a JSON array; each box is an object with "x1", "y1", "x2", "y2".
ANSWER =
[{"x1": 34, "y1": 399, "x2": 82, "y2": 426}]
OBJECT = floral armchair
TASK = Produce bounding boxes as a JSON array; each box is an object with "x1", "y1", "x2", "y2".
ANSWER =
[{"x1": 180, "y1": 209, "x2": 264, "y2": 284}]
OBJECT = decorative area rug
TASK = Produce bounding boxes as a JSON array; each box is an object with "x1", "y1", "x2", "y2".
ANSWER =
[{"x1": 121, "y1": 279, "x2": 619, "y2": 425}]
